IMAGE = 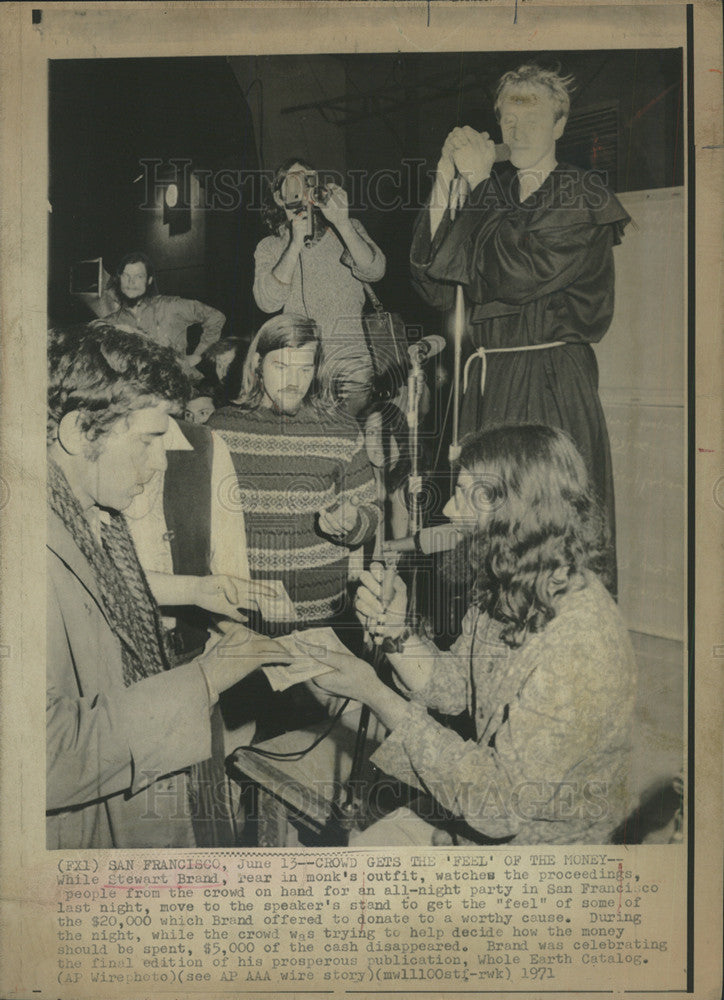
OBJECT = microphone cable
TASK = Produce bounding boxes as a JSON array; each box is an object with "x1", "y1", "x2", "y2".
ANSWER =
[
  {"x1": 432, "y1": 362, "x2": 456, "y2": 474},
  {"x1": 228, "y1": 697, "x2": 351, "y2": 763}
]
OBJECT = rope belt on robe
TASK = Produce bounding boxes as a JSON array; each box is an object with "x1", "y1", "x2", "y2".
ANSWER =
[{"x1": 463, "y1": 341, "x2": 567, "y2": 397}]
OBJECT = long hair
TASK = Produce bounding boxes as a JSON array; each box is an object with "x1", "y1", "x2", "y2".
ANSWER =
[
  {"x1": 202, "y1": 336, "x2": 248, "y2": 405},
  {"x1": 47, "y1": 323, "x2": 190, "y2": 447},
  {"x1": 109, "y1": 251, "x2": 159, "y2": 299},
  {"x1": 233, "y1": 313, "x2": 331, "y2": 414},
  {"x1": 458, "y1": 424, "x2": 606, "y2": 648},
  {"x1": 261, "y1": 156, "x2": 325, "y2": 238}
]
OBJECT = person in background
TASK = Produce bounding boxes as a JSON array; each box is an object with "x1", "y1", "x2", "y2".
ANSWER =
[
  {"x1": 308, "y1": 424, "x2": 636, "y2": 846},
  {"x1": 200, "y1": 336, "x2": 248, "y2": 406},
  {"x1": 410, "y1": 64, "x2": 630, "y2": 593},
  {"x1": 46, "y1": 323, "x2": 289, "y2": 849},
  {"x1": 184, "y1": 382, "x2": 217, "y2": 424},
  {"x1": 101, "y1": 251, "x2": 226, "y2": 377},
  {"x1": 253, "y1": 157, "x2": 385, "y2": 411}
]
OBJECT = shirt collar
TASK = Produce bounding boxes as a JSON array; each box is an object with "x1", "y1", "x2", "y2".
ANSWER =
[{"x1": 164, "y1": 419, "x2": 194, "y2": 451}]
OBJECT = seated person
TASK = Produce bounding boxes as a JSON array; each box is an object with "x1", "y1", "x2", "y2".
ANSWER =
[
  {"x1": 200, "y1": 336, "x2": 248, "y2": 406},
  {"x1": 208, "y1": 313, "x2": 381, "y2": 633},
  {"x1": 46, "y1": 323, "x2": 289, "y2": 849},
  {"x1": 184, "y1": 382, "x2": 217, "y2": 424},
  {"x1": 100, "y1": 251, "x2": 225, "y2": 377},
  {"x1": 308, "y1": 424, "x2": 636, "y2": 845}
]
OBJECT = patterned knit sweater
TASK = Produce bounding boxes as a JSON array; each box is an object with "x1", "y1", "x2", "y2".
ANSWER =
[{"x1": 208, "y1": 404, "x2": 380, "y2": 626}]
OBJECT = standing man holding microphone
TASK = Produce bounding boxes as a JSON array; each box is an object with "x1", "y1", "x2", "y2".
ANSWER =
[{"x1": 410, "y1": 64, "x2": 629, "y2": 593}]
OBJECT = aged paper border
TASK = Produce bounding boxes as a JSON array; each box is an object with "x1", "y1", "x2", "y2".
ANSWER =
[{"x1": 0, "y1": 2, "x2": 721, "y2": 998}]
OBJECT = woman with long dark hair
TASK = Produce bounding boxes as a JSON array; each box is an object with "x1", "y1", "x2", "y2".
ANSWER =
[{"x1": 307, "y1": 424, "x2": 636, "y2": 845}]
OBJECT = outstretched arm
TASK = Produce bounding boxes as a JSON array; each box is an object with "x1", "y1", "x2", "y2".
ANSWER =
[
  {"x1": 373, "y1": 613, "x2": 634, "y2": 841},
  {"x1": 48, "y1": 596, "x2": 289, "y2": 813}
]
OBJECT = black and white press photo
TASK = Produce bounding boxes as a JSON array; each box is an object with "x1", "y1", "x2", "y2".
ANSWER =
[
  {"x1": 4, "y1": 4, "x2": 723, "y2": 998},
  {"x1": 45, "y1": 46, "x2": 686, "y2": 851}
]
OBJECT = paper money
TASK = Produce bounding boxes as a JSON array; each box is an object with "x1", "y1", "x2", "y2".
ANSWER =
[
  {"x1": 253, "y1": 579, "x2": 298, "y2": 622},
  {"x1": 262, "y1": 626, "x2": 350, "y2": 691}
]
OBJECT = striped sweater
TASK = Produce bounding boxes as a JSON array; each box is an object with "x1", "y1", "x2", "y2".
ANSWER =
[{"x1": 209, "y1": 404, "x2": 380, "y2": 626}]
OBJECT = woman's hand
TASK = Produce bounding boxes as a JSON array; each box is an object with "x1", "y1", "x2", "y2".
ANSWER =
[
  {"x1": 310, "y1": 647, "x2": 412, "y2": 732},
  {"x1": 197, "y1": 622, "x2": 292, "y2": 694},
  {"x1": 314, "y1": 183, "x2": 349, "y2": 228},
  {"x1": 355, "y1": 562, "x2": 407, "y2": 641},
  {"x1": 310, "y1": 648, "x2": 379, "y2": 703}
]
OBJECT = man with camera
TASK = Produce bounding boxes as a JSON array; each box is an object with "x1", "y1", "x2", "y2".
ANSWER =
[{"x1": 253, "y1": 158, "x2": 386, "y2": 412}]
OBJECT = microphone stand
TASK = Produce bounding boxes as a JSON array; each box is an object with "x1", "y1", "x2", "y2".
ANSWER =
[
  {"x1": 405, "y1": 349, "x2": 425, "y2": 615},
  {"x1": 327, "y1": 466, "x2": 398, "y2": 843},
  {"x1": 447, "y1": 175, "x2": 467, "y2": 638},
  {"x1": 449, "y1": 284, "x2": 465, "y2": 470},
  {"x1": 330, "y1": 357, "x2": 432, "y2": 842}
]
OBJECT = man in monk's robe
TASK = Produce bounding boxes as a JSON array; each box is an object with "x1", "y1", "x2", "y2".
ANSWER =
[{"x1": 410, "y1": 63, "x2": 629, "y2": 592}]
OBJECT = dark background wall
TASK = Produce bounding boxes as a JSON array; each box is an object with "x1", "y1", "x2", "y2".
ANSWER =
[
  {"x1": 47, "y1": 49, "x2": 687, "y2": 648},
  {"x1": 49, "y1": 49, "x2": 683, "y2": 334},
  {"x1": 340, "y1": 49, "x2": 683, "y2": 332},
  {"x1": 49, "y1": 57, "x2": 260, "y2": 331}
]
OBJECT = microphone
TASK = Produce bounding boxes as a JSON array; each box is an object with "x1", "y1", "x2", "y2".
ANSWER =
[
  {"x1": 407, "y1": 335, "x2": 446, "y2": 363},
  {"x1": 449, "y1": 143, "x2": 510, "y2": 219},
  {"x1": 383, "y1": 522, "x2": 463, "y2": 556}
]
